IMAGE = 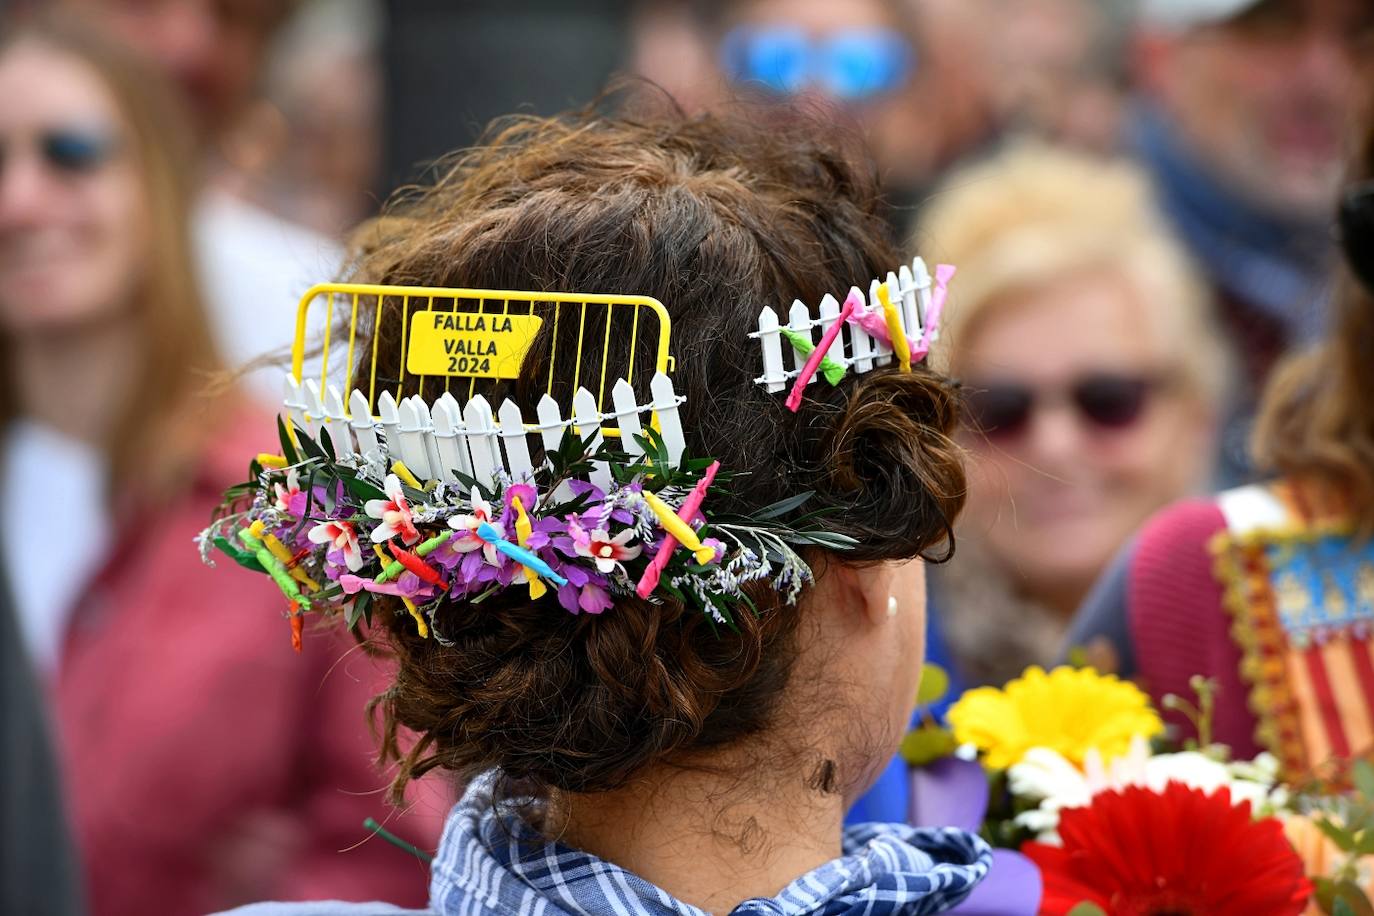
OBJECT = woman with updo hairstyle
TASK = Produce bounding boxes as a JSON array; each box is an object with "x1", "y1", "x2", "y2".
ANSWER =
[{"x1": 224, "y1": 100, "x2": 992, "y2": 914}]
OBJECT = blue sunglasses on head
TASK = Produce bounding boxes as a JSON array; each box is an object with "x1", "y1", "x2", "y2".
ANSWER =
[{"x1": 719, "y1": 25, "x2": 916, "y2": 102}]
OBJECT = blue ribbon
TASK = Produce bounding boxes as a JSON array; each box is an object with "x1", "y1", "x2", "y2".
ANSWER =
[{"x1": 476, "y1": 522, "x2": 569, "y2": 587}]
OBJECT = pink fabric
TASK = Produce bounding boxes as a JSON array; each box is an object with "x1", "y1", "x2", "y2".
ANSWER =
[
  {"x1": 636, "y1": 461, "x2": 721, "y2": 597},
  {"x1": 910, "y1": 264, "x2": 955, "y2": 362},
  {"x1": 1127, "y1": 499, "x2": 1261, "y2": 759},
  {"x1": 786, "y1": 293, "x2": 858, "y2": 412},
  {"x1": 53, "y1": 410, "x2": 447, "y2": 916}
]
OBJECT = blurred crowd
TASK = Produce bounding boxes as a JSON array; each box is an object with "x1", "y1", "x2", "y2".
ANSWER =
[{"x1": 0, "y1": 0, "x2": 1369, "y2": 914}]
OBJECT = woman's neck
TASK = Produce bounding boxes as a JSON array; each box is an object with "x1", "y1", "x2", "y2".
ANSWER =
[
  {"x1": 557, "y1": 758, "x2": 846, "y2": 913},
  {"x1": 11, "y1": 319, "x2": 141, "y2": 449}
]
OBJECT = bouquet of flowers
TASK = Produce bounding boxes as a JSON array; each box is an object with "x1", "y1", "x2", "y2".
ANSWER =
[{"x1": 905, "y1": 665, "x2": 1374, "y2": 915}]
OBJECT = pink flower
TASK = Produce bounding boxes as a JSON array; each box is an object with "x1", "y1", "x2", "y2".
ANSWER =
[
  {"x1": 569, "y1": 518, "x2": 642, "y2": 574},
  {"x1": 504, "y1": 482, "x2": 537, "y2": 514},
  {"x1": 274, "y1": 469, "x2": 302, "y2": 514},
  {"x1": 364, "y1": 474, "x2": 420, "y2": 545},
  {"x1": 447, "y1": 495, "x2": 502, "y2": 565},
  {"x1": 308, "y1": 519, "x2": 363, "y2": 572}
]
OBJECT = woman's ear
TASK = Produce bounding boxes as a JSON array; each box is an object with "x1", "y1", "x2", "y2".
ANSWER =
[
  {"x1": 855, "y1": 562, "x2": 905, "y2": 627},
  {"x1": 813, "y1": 558, "x2": 903, "y2": 629}
]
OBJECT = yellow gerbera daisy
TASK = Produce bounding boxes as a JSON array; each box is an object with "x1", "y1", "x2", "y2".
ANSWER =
[{"x1": 947, "y1": 665, "x2": 1163, "y2": 770}]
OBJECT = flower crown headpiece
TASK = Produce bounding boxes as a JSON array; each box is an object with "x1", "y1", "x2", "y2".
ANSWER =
[{"x1": 199, "y1": 264, "x2": 952, "y2": 651}]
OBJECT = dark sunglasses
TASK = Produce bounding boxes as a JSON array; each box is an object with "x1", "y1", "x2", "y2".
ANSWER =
[
  {"x1": 1339, "y1": 180, "x2": 1374, "y2": 295},
  {"x1": 719, "y1": 26, "x2": 915, "y2": 102},
  {"x1": 962, "y1": 374, "x2": 1158, "y2": 440},
  {"x1": 0, "y1": 127, "x2": 120, "y2": 176}
]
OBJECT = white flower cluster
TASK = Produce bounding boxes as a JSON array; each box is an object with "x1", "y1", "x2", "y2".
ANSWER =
[{"x1": 1008, "y1": 736, "x2": 1282, "y2": 843}]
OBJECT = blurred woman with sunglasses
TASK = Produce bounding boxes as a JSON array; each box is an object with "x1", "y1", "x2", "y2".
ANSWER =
[
  {"x1": 0, "y1": 18, "x2": 436, "y2": 916},
  {"x1": 915, "y1": 144, "x2": 1229, "y2": 686},
  {"x1": 1102, "y1": 106, "x2": 1374, "y2": 775}
]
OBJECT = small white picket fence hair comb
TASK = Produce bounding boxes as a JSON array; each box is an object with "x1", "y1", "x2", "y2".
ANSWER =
[{"x1": 750, "y1": 256, "x2": 955, "y2": 412}]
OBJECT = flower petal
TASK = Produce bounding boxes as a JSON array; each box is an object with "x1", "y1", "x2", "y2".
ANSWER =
[{"x1": 908, "y1": 756, "x2": 989, "y2": 834}]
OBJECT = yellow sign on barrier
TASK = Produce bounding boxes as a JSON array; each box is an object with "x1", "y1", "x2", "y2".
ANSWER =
[
  {"x1": 290, "y1": 282, "x2": 674, "y2": 426},
  {"x1": 404, "y1": 311, "x2": 544, "y2": 378}
]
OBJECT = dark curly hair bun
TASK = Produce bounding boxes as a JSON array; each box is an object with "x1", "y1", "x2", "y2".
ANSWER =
[{"x1": 354, "y1": 97, "x2": 967, "y2": 803}]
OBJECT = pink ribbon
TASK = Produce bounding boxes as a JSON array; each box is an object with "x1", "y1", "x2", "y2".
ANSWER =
[
  {"x1": 785, "y1": 290, "x2": 861, "y2": 412},
  {"x1": 846, "y1": 297, "x2": 891, "y2": 344},
  {"x1": 340, "y1": 574, "x2": 420, "y2": 598},
  {"x1": 635, "y1": 461, "x2": 721, "y2": 599},
  {"x1": 843, "y1": 266, "x2": 956, "y2": 364},
  {"x1": 910, "y1": 264, "x2": 956, "y2": 362}
]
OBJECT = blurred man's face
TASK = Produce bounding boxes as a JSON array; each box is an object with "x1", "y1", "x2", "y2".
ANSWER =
[
  {"x1": 1142, "y1": 0, "x2": 1374, "y2": 219},
  {"x1": 58, "y1": 0, "x2": 286, "y2": 138},
  {"x1": 716, "y1": 0, "x2": 941, "y2": 188}
]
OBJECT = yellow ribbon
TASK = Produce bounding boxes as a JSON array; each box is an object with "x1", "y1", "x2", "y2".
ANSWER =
[
  {"x1": 256, "y1": 453, "x2": 288, "y2": 469},
  {"x1": 511, "y1": 496, "x2": 547, "y2": 599},
  {"x1": 249, "y1": 520, "x2": 319, "y2": 591},
  {"x1": 877, "y1": 282, "x2": 911, "y2": 373},
  {"x1": 401, "y1": 596, "x2": 430, "y2": 638},
  {"x1": 642, "y1": 490, "x2": 716, "y2": 565},
  {"x1": 390, "y1": 460, "x2": 424, "y2": 490}
]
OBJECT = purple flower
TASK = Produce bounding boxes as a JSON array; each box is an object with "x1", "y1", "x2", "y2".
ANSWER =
[
  {"x1": 428, "y1": 539, "x2": 463, "y2": 571},
  {"x1": 550, "y1": 534, "x2": 579, "y2": 559},
  {"x1": 551, "y1": 561, "x2": 613, "y2": 615},
  {"x1": 556, "y1": 578, "x2": 613, "y2": 615},
  {"x1": 908, "y1": 756, "x2": 1042, "y2": 914},
  {"x1": 568, "y1": 478, "x2": 605, "y2": 503},
  {"x1": 577, "y1": 581, "x2": 613, "y2": 614}
]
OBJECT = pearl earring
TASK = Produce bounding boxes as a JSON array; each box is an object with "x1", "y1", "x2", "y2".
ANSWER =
[{"x1": 887, "y1": 596, "x2": 899, "y2": 618}]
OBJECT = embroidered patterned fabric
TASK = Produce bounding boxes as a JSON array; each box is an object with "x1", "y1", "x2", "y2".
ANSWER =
[
  {"x1": 1129, "y1": 488, "x2": 1374, "y2": 779},
  {"x1": 1267, "y1": 534, "x2": 1374, "y2": 642},
  {"x1": 426, "y1": 772, "x2": 992, "y2": 916}
]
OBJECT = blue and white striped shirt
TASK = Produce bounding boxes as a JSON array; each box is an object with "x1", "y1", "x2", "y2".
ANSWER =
[{"x1": 225, "y1": 771, "x2": 992, "y2": 916}]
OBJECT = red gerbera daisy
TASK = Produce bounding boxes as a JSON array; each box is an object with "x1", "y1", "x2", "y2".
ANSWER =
[{"x1": 1023, "y1": 782, "x2": 1312, "y2": 916}]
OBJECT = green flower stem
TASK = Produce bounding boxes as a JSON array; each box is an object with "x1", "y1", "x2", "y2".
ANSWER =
[
  {"x1": 374, "y1": 530, "x2": 455, "y2": 584},
  {"x1": 363, "y1": 817, "x2": 433, "y2": 863}
]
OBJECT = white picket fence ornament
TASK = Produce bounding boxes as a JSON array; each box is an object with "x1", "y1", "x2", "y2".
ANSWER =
[
  {"x1": 751, "y1": 255, "x2": 938, "y2": 390},
  {"x1": 281, "y1": 371, "x2": 687, "y2": 497}
]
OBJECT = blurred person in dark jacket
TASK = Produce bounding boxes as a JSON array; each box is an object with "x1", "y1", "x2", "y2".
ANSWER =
[
  {"x1": 0, "y1": 18, "x2": 438, "y2": 915},
  {"x1": 2, "y1": 600, "x2": 84, "y2": 916},
  {"x1": 1131, "y1": 0, "x2": 1372, "y2": 484}
]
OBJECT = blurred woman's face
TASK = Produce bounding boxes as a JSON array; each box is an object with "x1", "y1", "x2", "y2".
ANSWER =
[
  {"x1": 0, "y1": 42, "x2": 147, "y2": 335},
  {"x1": 955, "y1": 269, "x2": 1214, "y2": 608}
]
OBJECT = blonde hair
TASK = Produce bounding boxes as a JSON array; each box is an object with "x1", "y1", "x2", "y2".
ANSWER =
[
  {"x1": 913, "y1": 144, "x2": 1228, "y2": 407},
  {"x1": 0, "y1": 17, "x2": 223, "y2": 500}
]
